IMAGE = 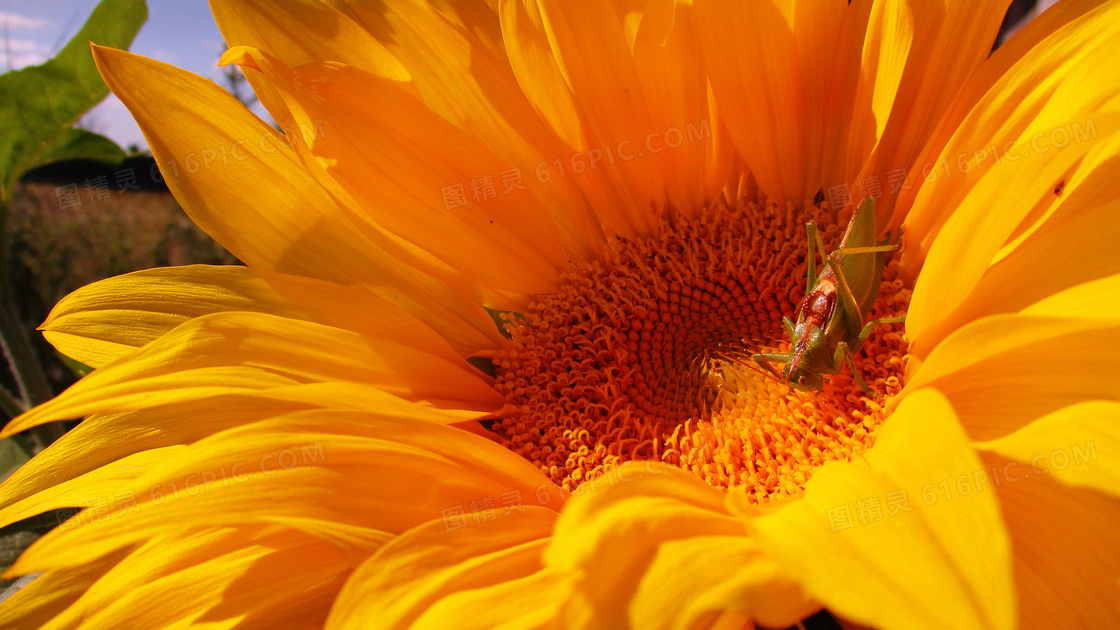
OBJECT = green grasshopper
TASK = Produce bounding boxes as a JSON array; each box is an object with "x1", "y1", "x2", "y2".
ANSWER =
[{"x1": 753, "y1": 197, "x2": 904, "y2": 394}]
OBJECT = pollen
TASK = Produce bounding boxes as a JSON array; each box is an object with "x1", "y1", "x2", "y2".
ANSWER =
[{"x1": 491, "y1": 200, "x2": 911, "y2": 503}]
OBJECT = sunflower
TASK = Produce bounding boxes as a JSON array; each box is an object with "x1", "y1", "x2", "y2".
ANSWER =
[{"x1": 2, "y1": 0, "x2": 1119, "y2": 627}]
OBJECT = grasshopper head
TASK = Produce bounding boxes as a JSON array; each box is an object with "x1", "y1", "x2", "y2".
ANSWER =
[{"x1": 784, "y1": 364, "x2": 825, "y2": 391}]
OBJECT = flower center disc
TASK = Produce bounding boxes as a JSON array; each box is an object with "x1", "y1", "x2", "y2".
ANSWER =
[{"x1": 491, "y1": 201, "x2": 911, "y2": 503}]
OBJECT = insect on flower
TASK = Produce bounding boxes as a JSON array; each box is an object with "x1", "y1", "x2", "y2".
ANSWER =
[{"x1": 753, "y1": 197, "x2": 904, "y2": 394}]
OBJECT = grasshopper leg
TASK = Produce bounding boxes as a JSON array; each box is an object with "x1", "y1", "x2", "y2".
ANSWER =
[
  {"x1": 852, "y1": 315, "x2": 907, "y2": 354},
  {"x1": 782, "y1": 316, "x2": 795, "y2": 339},
  {"x1": 805, "y1": 222, "x2": 819, "y2": 295},
  {"x1": 831, "y1": 243, "x2": 900, "y2": 256},
  {"x1": 826, "y1": 254, "x2": 865, "y2": 324},
  {"x1": 835, "y1": 341, "x2": 876, "y2": 398}
]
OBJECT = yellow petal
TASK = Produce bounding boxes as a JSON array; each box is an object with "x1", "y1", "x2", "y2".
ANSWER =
[
  {"x1": 532, "y1": 0, "x2": 669, "y2": 237},
  {"x1": 903, "y1": 311, "x2": 1120, "y2": 441},
  {"x1": 410, "y1": 568, "x2": 573, "y2": 630},
  {"x1": 543, "y1": 463, "x2": 763, "y2": 628},
  {"x1": 41, "y1": 265, "x2": 469, "y2": 369},
  {"x1": 92, "y1": 45, "x2": 505, "y2": 355},
  {"x1": 498, "y1": 0, "x2": 582, "y2": 154},
  {"x1": 498, "y1": 0, "x2": 657, "y2": 239},
  {"x1": 0, "y1": 385, "x2": 473, "y2": 514},
  {"x1": 245, "y1": 51, "x2": 573, "y2": 296},
  {"x1": 326, "y1": 507, "x2": 556, "y2": 629},
  {"x1": 628, "y1": 535, "x2": 815, "y2": 630},
  {"x1": 892, "y1": 0, "x2": 1117, "y2": 231},
  {"x1": 752, "y1": 389, "x2": 1015, "y2": 630},
  {"x1": 832, "y1": 0, "x2": 913, "y2": 199},
  {"x1": 8, "y1": 411, "x2": 556, "y2": 573},
  {"x1": 901, "y1": 3, "x2": 1120, "y2": 336},
  {"x1": 0, "y1": 447, "x2": 179, "y2": 528},
  {"x1": 28, "y1": 526, "x2": 349, "y2": 629},
  {"x1": 8, "y1": 310, "x2": 502, "y2": 436},
  {"x1": 904, "y1": 135, "x2": 1120, "y2": 354},
  {"x1": 630, "y1": 0, "x2": 730, "y2": 216},
  {"x1": 866, "y1": 0, "x2": 1012, "y2": 225},
  {"x1": 975, "y1": 401, "x2": 1117, "y2": 498},
  {"x1": 980, "y1": 452, "x2": 1120, "y2": 628},
  {"x1": 0, "y1": 548, "x2": 130, "y2": 630}
]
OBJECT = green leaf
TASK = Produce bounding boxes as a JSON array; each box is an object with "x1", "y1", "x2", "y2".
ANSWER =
[
  {"x1": 0, "y1": 437, "x2": 31, "y2": 484},
  {"x1": 0, "y1": 0, "x2": 148, "y2": 195},
  {"x1": 56, "y1": 353, "x2": 93, "y2": 379},
  {"x1": 36, "y1": 128, "x2": 127, "y2": 167}
]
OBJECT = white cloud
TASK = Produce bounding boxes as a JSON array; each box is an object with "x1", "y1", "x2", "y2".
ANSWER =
[
  {"x1": 0, "y1": 11, "x2": 51, "y2": 30},
  {"x1": 2, "y1": 36, "x2": 49, "y2": 70}
]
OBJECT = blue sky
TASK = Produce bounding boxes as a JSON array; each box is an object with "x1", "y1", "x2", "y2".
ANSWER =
[{"x1": 1, "y1": 0, "x2": 264, "y2": 150}]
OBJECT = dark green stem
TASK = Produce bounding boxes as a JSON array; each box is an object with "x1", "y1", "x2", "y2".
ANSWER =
[{"x1": 0, "y1": 383, "x2": 23, "y2": 419}]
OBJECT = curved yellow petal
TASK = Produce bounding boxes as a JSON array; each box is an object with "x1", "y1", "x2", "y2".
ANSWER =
[
  {"x1": 498, "y1": 0, "x2": 582, "y2": 156},
  {"x1": 0, "y1": 548, "x2": 131, "y2": 630},
  {"x1": 326, "y1": 507, "x2": 556, "y2": 629},
  {"x1": 92, "y1": 44, "x2": 505, "y2": 355},
  {"x1": 905, "y1": 136, "x2": 1120, "y2": 355},
  {"x1": 904, "y1": 307, "x2": 1120, "y2": 441},
  {"x1": 753, "y1": 389, "x2": 1014, "y2": 630},
  {"x1": 245, "y1": 52, "x2": 574, "y2": 296},
  {"x1": 8, "y1": 310, "x2": 502, "y2": 437},
  {"x1": 22, "y1": 526, "x2": 349, "y2": 629},
  {"x1": 0, "y1": 385, "x2": 475, "y2": 515},
  {"x1": 543, "y1": 463, "x2": 774, "y2": 628},
  {"x1": 830, "y1": 0, "x2": 913, "y2": 201},
  {"x1": 980, "y1": 452, "x2": 1120, "y2": 628},
  {"x1": 410, "y1": 568, "x2": 573, "y2": 630},
  {"x1": 40, "y1": 265, "x2": 471, "y2": 370},
  {"x1": 631, "y1": 0, "x2": 731, "y2": 216},
  {"x1": 975, "y1": 401, "x2": 1117, "y2": 498},
  {"x1": 628, "y1": 535, "x2": 814, "y2": 630},
  {"x1": 8, "y1": 411, "x2": 557, "y2": 574},
  {"x1": 0, "y1": 447, "x2": 179, "y2": 528},
  {"x1": 529, "y1": 0, "x2": 671, "y2": 237}
]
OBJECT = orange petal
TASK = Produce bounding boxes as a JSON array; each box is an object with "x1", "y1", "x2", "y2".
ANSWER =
[
  {"x1": 325, "y1": 0, "x2": 602, "y2": 254},
  {"x1": 244, "y1": 50, "x2": 571, "y2": 296},
  {"x1": 695, "y1": 0, "x2": 808, "y2": 205},
  {"x1": 92, "y1": 45, "x2": 505, "y2": 355}
]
